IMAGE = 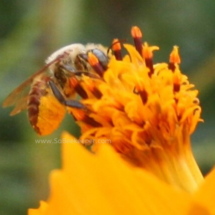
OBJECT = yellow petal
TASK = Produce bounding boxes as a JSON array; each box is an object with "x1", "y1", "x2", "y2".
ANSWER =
[
  {"x1": 28, "y1": 201, "x2": 48, "y2": 215},
  {"x1": 194, "y1": 167, "x2": 215, "y2": 214},
  {"x1": 30, "y1": 132, "x2": 200, "y2": 215}
]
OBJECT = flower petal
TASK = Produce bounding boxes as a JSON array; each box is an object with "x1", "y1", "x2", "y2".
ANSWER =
[
  {"x1": 28, "y1": 201, "x2": 48, "y2": 215},
  {"x1": 41, "y1": 132, "x2": 194, "y2": 214},
  {"x1": 194, "y1": 167, "x2": 215, "y2": 214}
]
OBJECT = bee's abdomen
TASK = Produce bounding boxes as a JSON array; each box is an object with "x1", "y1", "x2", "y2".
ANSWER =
[
  {"x1": 27, "y1": 77, "x2": 66, "y2": 136},
  {"x1": 27, "y1": 77, "x2": 49, "y2": 135}
]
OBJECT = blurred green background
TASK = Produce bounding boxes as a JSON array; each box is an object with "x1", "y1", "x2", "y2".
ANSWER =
[{"x1": 0, "y1": 0, "x2": 215, "y2": 214}]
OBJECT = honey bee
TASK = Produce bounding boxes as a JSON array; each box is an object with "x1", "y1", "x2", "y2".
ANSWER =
[{"x1": 3, "y1": 43, "x2": 110, "y2": 135}]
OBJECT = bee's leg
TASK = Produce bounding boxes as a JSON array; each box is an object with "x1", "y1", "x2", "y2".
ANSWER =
[
  {"x1": 60, "y1": 64, "x2": 100, "y2": 79},
  {"x1": 59, "y1": 64, "x2": 76, "y2": 74},
  {"x1": 49, "y1": 80, "x2": 85, "y2": 109}
]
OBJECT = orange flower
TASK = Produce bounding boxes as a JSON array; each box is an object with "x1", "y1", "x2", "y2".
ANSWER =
[
  {"x1": 67, "y1": 26, "x2": 203, "y2": 192},
  {"x1": 28, "y1": 26, "x2": 215, "y2": 214}
]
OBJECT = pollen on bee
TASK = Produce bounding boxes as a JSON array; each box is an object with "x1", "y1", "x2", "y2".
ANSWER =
[{"x1": 36, "y1": 92, "x2": 66, "y2": 135}]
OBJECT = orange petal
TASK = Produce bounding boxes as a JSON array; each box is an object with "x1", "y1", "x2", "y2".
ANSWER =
[
  {"x1": 194, "y1": 167, "x2": 215, "y2": 214},
  {"x1": 48, "y1": 132, "x2": 194, "y2": 214},
  {"x1": 28, "y1": 201, "x2": 48, "y2": 215}
]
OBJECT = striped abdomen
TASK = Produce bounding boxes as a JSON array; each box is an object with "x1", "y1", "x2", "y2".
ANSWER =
[
  {"x1": 27, "y1": 76, "x2": 50, "y2": 134},
  {"x1": 28, "y1": 76, "x2": 66, "y2": 135}
]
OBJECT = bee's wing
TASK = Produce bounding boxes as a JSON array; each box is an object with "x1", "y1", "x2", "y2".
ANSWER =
[
  {"x1": 2, "y1": 77, "x2": 33, "y2": 115},
  {"x1": 2, "y1": 56, "x2": 62, "y2": 115},
  {"x1": 3, "y1": 77, "x2": 31, "y2": 108},
  {"x1": 9, "y1": 95, "x2": 29, "y2": 116}
]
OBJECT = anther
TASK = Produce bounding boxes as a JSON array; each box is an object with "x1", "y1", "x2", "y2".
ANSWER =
[
  {"x1": 131, "y1": 26, "x2": 143, "y2": 57},
  {"x1": 112, "y1": 39, "x2": 123, "y2": 60},
  {"x1": 143, "y1": 43, "x2": 154, "y2": 77},
  {"x1": 70, "y1": 77, "x2": 88, "y2": 99},
  {"x1": 139, "y1": 90, "x2": 148, "y2": 104},
  {"x1": 173, "y1": 71, "x2": 181, "y2": 93},
  {"x1": 83, "y1": 77, "x2": 103, "y2": 99},
  {"x1": 173, "y1": 83, "x2": 180, "y2": 92},
  {"x1": 88, "y1": 85, "x2": 102, "y2": 99},
  {"x1": 87, "y1": 52, "x2": 105, "y2": 77},
  {"x1": 72, "y1": 109, "x2": 101, "y2": 127},
  {"x1": 135, "y1": 85, "x2": 148, "y2": 104},
  {"x1": 173, "y1": 73, "x2": 181, "y2": 93},
  {"x1": 82, "y1": 115, "x2": 102, "y2": 127}
]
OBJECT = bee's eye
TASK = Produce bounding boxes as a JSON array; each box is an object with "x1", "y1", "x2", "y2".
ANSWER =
[{"x1": 90, "y1": 49, "x2": 109, "y2": 70}]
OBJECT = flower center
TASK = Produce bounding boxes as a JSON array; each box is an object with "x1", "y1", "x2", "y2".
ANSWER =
[{"x1": 68, "y1": 26, "x2": 204, "y2": 192}]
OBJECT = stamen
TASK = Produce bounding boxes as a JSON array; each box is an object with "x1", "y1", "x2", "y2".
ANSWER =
[
  {"x1": 131, "y1": 26, "x2": 143, "y2": 57},
  {"x1": 87, "y1": 52, "x2": 105, "y2": 77},
  {"x1": 173, "y1": 73, "x2": 181, "y2": 93},
  {"x1": 173, "y1": 83, "x2": 180, "y2": 92},
  {"x1": 135, "y1": 84, "x2": 148, "y2": 104},
  {"x1": 72, "y1": 109, "x2": 101, "y2": 127},
  {"x1": 139, "y1": 90, "x2": 148, "y2": 104},
  {"x1": 82, "y1": 76, "x2": 103, "y2": 99},
  {"x1": 112, "y1": 39, "x2": 123, "y2": 60},
  {"x1": 143, "y1": 43, "x2": 154, "y2": 77},
  {"x1": 112, "y1": 139, "x2": 134, "y2": 154},
  {"x1": 70, "y1": 77, "x2": 88, "y2": 99},
  {"x1": 169, "y1": 46, "x2": 181, "y2": 72},
  {"x1": 82, "y1": 115, "x2": 102, "y2": 127},
  {"x1": 87, "y1": 84, "x2": 102, "y2": 99}
]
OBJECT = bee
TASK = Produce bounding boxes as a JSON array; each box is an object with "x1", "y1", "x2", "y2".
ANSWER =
[{"x1": 3, "y1": 43, "x2": 110, "y2": 135}]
